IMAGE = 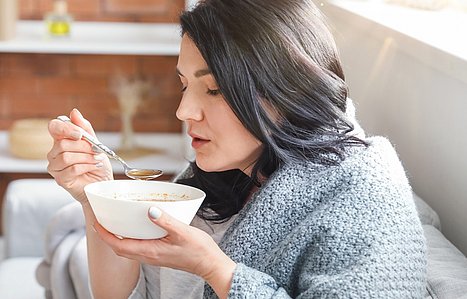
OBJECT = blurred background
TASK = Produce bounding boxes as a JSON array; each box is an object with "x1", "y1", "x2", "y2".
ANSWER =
[
  {"x1": 319, "y1": 0, "x2": 467, "y2": 256},
  {"x1": 0, "y1": 0, "x2": 197, "y2": 238},
  {"x1": 0, "y1": 0, "x2": 188, "y2": 132},
  {"x1": 0, "y1": 0, "x2": 466, "y2": 298}
]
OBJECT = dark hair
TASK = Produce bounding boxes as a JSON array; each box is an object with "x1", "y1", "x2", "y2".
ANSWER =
[{"x1": 178, "y1": 0, "x2": 367, "y2": 221}]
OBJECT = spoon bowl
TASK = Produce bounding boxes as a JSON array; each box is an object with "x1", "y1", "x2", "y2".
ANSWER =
[
  {"x1": 57, "y1": 116, "x2": 163, "y2": 180},
  {"x1": 121, "y1": 164, "x2": 163, "y2": 180}
]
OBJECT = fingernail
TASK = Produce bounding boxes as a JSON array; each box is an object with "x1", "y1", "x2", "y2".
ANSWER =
[
  {"x1": 94, "y1": 154, "x2": 105, "y2": 161},
  {"x1": 149, "y1": 207, "x2": 162, "y2": 219},
  {"x1": 91, "y1": 224, "x2": 97, "y2": 233},
  {"x1": 115, "y1": 234, "x2": 124, "y2": 240},
  {"x1": 95, "y1": 162, "x2": 103, "y2": 168},
  {"x1": 71, "y1": 131, "x2": 82, "y2": 140},
  {"x1": 73, "y1": 108, "x2": 83, "y2": 118},
  {"x1": 92, "y1": 145, "x2": 103, "y2": 153}
]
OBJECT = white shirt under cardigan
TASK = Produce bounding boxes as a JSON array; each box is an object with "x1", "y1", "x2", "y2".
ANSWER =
[{"x1": 128, "y1": 215, "x2": 237, "y2": 299}]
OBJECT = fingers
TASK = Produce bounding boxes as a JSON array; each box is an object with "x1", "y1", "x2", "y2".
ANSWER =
[
  {"x1": 48, "y1": 151, "x2": 104, "y2": 172},
  {"x1": 48, "y1": 108, "x2": 96, "y2": 141},
  {"x1": 93, "y1": 221, "x2": 145, "y2": 259},
  {"x1": 70, "y1": 108, "x2": 96, "y2": 136},
  {"x1": 47, "y1": 138, "x2": 94, "y2": 160},
  {"x1": 47, "y1": 108, "x2": 100, "y2": 171},
  {"x1": 48, "y1": 158, "x2": 104, "y2": 180},
  {"x1": 47, "y1": 138, "x2": 106, "y2": 181},
  {"x1": 48, "y1": 164, "x2": 104, "y2": 184},
  {"x1": 93, "y1": 221, "x2": 117, "y2": 241},
  {"x1": 147, "y1": 207, "x2": 186, "y2": 238},
  {"x1": 48, "y1": 118, "x2": 82, "y2": 141}
]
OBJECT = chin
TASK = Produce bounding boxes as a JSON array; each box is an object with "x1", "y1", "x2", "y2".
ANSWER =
[{"x1": 195, "y1": 158, "x2": 232, "y2": 173}]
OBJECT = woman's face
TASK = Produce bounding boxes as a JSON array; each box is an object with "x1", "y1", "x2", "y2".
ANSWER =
[{"x1": 176, "y1": 35, "x2": 262, "y2": 175}]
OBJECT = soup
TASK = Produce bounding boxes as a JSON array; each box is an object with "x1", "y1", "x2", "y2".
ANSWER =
[{"x1": 111, "y1": 192, "x2": 191, "y2": 202}]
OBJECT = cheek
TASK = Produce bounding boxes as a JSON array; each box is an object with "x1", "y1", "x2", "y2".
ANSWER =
[
  {"x1": 200, "y1": 102, "x2": 262, "y2": 170},
  {"x1": 226, "y1": 134, "x2": 260, "y2": 156},
  {"x1": 214, "y1": 124, "x2": 261, "y2": 164}
]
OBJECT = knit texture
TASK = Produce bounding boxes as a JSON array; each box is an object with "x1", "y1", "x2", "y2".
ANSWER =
[{"x1": 202, "y1": 136, "x2": 426, "y2": 298}]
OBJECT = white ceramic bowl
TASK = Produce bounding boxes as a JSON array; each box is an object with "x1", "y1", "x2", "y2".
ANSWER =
[{"x1": 84, "y1": 180, "x2": 206, "y2": 239}]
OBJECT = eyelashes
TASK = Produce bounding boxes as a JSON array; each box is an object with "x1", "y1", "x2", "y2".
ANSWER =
[
  {"x1": 180, "y1": 86, "x2": 221, "y2": 96},
  {"x1": 207, "y1": 89, "x2": 221, "y2": 96}
]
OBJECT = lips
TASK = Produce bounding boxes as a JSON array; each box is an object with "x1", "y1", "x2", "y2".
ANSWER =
[{"x1": 188, "y1": 132, "x2": 210, "y2": 149}]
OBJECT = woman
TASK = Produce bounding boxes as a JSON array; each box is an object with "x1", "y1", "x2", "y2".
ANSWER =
[{"x1": 47, "y1": 0, "x2": 426, "y2": 298}]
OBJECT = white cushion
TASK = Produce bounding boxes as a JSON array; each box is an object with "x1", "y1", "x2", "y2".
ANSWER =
[
  {"x1": 413, "y1": 192, "x2": 441, "y2": 230},
  {"x1": 69, "y1": 237, "x2": 91, "y2": 299},
  {"x1": 423, "y1": 225, "x2": 467, "y2": 298},
  {"x1": 3, "y1": 179, "x2": 74, "y2": 258},
  {"x1": 0, "y1": 257, "x2": 44, "y2": 299}
]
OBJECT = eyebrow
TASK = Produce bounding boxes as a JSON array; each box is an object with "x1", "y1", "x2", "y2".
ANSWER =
[{"x1": 176, "y1": 68, "x2": 212, "y2": 78}]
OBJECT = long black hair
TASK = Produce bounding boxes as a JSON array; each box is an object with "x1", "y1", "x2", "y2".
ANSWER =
[{"x1": 177, "y1": 0, "x2": 368, "y2": 221}]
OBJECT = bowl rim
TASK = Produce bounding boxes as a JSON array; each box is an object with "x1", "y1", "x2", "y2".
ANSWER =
[{"x1": 84, "y1": 180, "x2": 206, "y2": 203}]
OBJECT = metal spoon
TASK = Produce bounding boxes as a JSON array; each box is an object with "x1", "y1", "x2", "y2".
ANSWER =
[{"x1": 57, "y1": 116, "x2": 163, "y2": 180}]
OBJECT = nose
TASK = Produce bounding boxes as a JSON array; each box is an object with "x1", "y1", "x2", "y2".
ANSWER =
[{"x1": 176, "y1": 90, "x2": 203, "y2": 122}]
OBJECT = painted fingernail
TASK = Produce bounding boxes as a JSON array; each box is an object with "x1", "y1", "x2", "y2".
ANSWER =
[
  {"x1": 94, "y1": 154, "x2": 105, "y2": 161},
  {"x1": 73, "y1": 108, "x2": 83, "y2": 118},
  {"x1": 92, "y1": 145, "x2": 103, "y2": 153},
  {"x1": 96, "y1": 162, "x2": 103, "y2": 168},
  {"x1": 149, "y1": 207, "x2": 162, "y2": 219},
  {"x1": 71, "y1": 131, "x2": 82, "y2": 140}
]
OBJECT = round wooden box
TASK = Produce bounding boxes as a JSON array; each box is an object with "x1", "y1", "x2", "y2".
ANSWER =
[{"x1": 9, "y1": 118, "x2": 53, "y2": 160}]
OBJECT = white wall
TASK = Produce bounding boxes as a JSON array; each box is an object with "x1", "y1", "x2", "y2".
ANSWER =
[
  {"x1": 322, "y1": 2, "x2": 467, "y2": 254},
  {"x1": 186, "y1": 0, "x2": 198, "y2": 10}
]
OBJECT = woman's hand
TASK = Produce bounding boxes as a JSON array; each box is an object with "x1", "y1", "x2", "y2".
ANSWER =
[
  {"x1": 93, "y1": 208, "x2": 236, "y2": 299},
  {"x1": 47, "y1": 109, "x2": 113, "y2": 204}
]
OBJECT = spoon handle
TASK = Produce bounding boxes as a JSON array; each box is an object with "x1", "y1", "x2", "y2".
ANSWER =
[{"x1": 56, "y1": 115, "x2": 118, "y2": 159}]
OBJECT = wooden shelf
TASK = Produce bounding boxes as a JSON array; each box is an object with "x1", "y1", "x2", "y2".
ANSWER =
[
  {"x1": 0, "y1": 21, "x2": 181, "y2": 55},
  {"x1": 0, "y1": 131, "x2": 189, "y2": 174}
]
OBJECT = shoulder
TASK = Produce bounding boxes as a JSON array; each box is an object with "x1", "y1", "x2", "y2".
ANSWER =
[
  {"x1": 297, "y1": 136, "x2": 416, "y2": 231},
  {"x1": 307, "y1": 136, "x2": 409, "y2": 189},
  {"x1": 269, "y1": 136, "x2": 414, "y2": 225},
  {"x1": 278, "y1": 136, "x2": 408, "y2": 192},
  {"x1": 274, "y1": 137, "x2": 421, "y2": 250},
  {"x1": 339, "y1": 136, "x2": 411, "y2": 195}
]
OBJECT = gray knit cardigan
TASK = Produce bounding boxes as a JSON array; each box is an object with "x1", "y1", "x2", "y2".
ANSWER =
[{"x1": 200, "y1": 136, "x2": 426, "y2": 298}]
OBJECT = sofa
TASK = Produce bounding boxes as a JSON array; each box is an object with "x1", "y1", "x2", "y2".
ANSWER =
[
  {"x1": 0, "y1": 179, "x2": 75, "y2": 298},
  {"x1": 1, "y1": 178, "x2": 467, "y2": 298}
]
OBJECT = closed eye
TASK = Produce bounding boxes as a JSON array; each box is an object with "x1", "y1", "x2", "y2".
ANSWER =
[{"x1": 207, "y1": 89, "x2": 221, "y2": 96}]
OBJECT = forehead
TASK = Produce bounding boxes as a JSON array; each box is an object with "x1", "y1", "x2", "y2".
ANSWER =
[{"x1": 177, "y1": 35, "x2": 208, "y2": 70}]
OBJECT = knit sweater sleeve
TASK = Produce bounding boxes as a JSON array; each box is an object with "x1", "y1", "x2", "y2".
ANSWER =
[
  {"x1": 228, "y1": 263, "x2": 292, "y2": 298},
  {"x1": 225, "y1": 150, "x2": 425, "y2": 297},
  {"x1": 227, "y1": 193, "x2": 426, "y2": 299}
]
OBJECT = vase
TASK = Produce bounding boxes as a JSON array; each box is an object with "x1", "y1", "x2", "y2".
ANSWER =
[
  {"x1": 120, "y1": 113, "x2": 135, "y2": 151},
  {"x1": 0, "y1": 0, "x2": 17, "y2": 41}
]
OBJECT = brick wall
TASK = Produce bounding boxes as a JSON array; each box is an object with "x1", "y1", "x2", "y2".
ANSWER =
[
  {"x1": 0, "y1": 54, "x2": 182, "y2": 132},
  {"x1": 19, "y1": 0, "x2": 185, "y2": 22},
  {"x1": 0, "y1": 0, "x2": 185, "y2": 132}
]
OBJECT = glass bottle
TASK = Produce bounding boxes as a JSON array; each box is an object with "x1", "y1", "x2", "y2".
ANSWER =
[{"x1": 44, "y1": 0, "x2": 72, "y2": 37}]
